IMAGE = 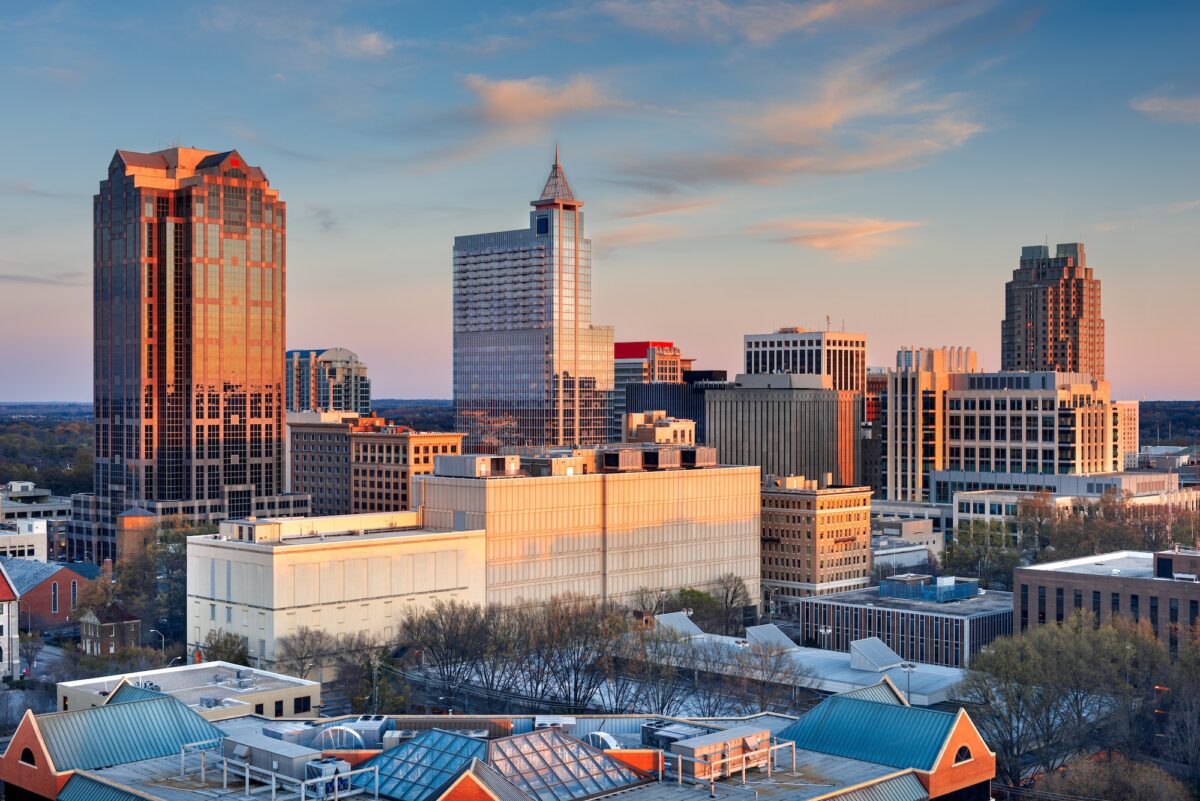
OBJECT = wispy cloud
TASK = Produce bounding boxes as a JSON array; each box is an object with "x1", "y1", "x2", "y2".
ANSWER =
[
  {"x1": 0, "y1": 270, "x2": 83, "y2": 286},
  {"x1": 333, "y1": 29, "x2": 396, "y2": 59},
  {"x1": 201, "y1": 4, "x2": 400, "y2": 63},
  {"x1": 0, "y1": 182, "x2": 79, "y2": 199},
  {"x1": 600, "y1": 0, "x2": 926, "y2": 45},
  {"x1": 1132, "y1": 93, "x2": 1200, "y2": 124},
  {"x1": 616, "y1": 196, "x2": 719, "y2": 219},
  {"x1": 224, "y1": 124, "x2": 326, "y2": 162},
  {"x1": 753, "y1": 217, "x2": 924, "y2": 259},
  {"x1": 597, "y1": 220, "x2": 686, "y2": 253}
]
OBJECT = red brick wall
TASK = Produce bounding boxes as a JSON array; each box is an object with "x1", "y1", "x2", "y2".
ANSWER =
[
  {"x1": 18, "y1": 569, "x2": 91, "y2": 631},
  {"x1": 440, "y1": 773, "x2": 496, "y2": 801}
]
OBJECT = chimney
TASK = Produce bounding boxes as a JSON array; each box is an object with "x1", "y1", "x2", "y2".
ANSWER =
[{"x1": 101, "y1": 558, "x2": 114, "y2": 577}]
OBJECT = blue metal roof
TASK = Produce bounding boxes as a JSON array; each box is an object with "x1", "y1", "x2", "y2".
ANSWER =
[
  {"x1": 832, "y1": 771, "x2": 929, "y2": 801},
  {"x1": 777, "y1": 696, "x2": 956, "y2": 771},
  {"x1": 0, "y1": 557, "x2": 66, "y2": 595},
  {"x1": 836, "y1": 680, "x2": 907, "y2": 706},
  {"x1": 35, "y1": 696, "x2": 224, "y2": 771},
  {"x1": 57, "y1": 772, "x2": 149, "y2": 801},
  {"x1": 352, "y1": 729, "x2": 487, "y2": 801},
  {"x1": 105, "y1": 682, "x2": 167, "y2": 705}
]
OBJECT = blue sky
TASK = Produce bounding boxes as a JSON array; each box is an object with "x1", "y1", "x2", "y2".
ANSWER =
[{"x1": 1, "y1": 0, "x2": 1197, "y2": 401}]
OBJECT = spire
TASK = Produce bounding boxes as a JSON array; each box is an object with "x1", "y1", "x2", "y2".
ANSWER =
[{"x1": 538, "y1": 144, "x2": 576, "y2": 204}]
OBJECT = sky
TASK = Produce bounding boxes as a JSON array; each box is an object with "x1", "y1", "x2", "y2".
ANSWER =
[{"x1": 0, "y1": 0, "x2": 1197, "y2": 402}]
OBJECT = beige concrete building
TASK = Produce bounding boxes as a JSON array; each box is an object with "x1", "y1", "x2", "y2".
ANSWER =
[
  {"x1": 1115, "y1": 400, "x2": 1140, "y2": 469},
  {"x1": 186, "y1": 511, "x2": 485, "y2": 675},
  {"x1": 882, "y1": 347, "x2": 979, "y2": 503},
  {"x1": 415, "y1": 449, "x2": 761, "y2": 608},
  {"x1": 761, "y1": 476, "x2": 873, "y2": 605},
  {"x1": 744, "y1": 328, "x2": 867, "y2": 394},
  {"x1": 705, "y1": 374, "x2": 862, "y2": 486},
  {"x1": 623, "y1": 411, "x2": 696, "y2": 445},
  {"x1": 58, "y1": 661, "x2": 321, "y2": 721},
  {"x1": 289, "y1": 414, "x2": 465, "y2": 515},
  {"x1": 0, "y1": 520, "x2": 49, "y2": 561}
]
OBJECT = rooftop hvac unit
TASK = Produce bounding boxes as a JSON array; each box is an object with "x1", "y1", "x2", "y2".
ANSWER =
[
  {"x1": 236, "y1": 669, "x2": 250, "y2": 679},
  {"x1": 237, "y1": 678, "x2": 256, "y2": 689},
  {"x1": 534, "y1": 715, "x2": 576, "y2": 731},
  {"x1": 199, "y1": 696, "x2": 223, "y2": 709},
  {"x1": 382, "y1": 730, "x2": 419, "y2": 751},
  {"x1": 263, "y1": 721, "x2": 322, "y2": 748},
  {"x1": 458, "y1": 729, "x2": 490, "y2": 739},
  {"x1": 305, "y1": 757, "x2": 351, "y2": 799},
  {"x1": 345, "y1": 715, "x2": 390, "y2": 747}
]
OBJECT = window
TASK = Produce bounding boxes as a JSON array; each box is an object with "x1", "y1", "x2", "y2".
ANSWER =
[
  {"x1": 209, "y1": 604, "x2": 216, "y2": 621},
  {"x1": 255, "y1": 703, "x2": 264, "y2": 715},
  {"x1": 953, "y1": 746, "x2": 972, "y2": 764},
  {"x1": 274, "y1": 700, "x2": 284, "y2": 717},
  {"x1": 51, "y1": 581, "x2": 59, "y2": 614},
  {"x1": 71, "y1": 580, "x2": 78, "y2": 610},
  {"x1": 294, "y1": 696, "x2": 312, "y2": 714},
  {"x1": 19, "y1": 748, "x2": 36, "y2": 766}
]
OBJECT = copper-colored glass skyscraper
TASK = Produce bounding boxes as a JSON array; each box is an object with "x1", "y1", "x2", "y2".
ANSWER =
[
  {"x1": 453, "y1": 153, "x2": 614, "y2": 451},
  {"x1": 72, "y1": 148, "x2": 307, "y2": 562},
  {"x1": 1001, "y1": 243, "x2": 1104, "y2": 381}
]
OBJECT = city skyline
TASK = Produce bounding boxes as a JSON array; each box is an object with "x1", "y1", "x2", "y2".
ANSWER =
[{"x1": 1, "y1": 1, "x2": 1199, "y2": 401}]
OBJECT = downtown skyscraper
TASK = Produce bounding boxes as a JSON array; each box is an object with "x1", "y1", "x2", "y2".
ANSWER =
[
  {"x1": 1001, "y1": 242, "x2": 1105, "y2": 380},
  {"x1": 453, "y1": 153, "x2": 614, "y2": 451},
  {"x1": 72, "y1": 148, "x2": 307, "y2": 562}
]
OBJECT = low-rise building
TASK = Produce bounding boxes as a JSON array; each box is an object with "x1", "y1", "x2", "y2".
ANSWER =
[
  {"x1": 57, "y1": 660, "x2": 321, "y2": 720},
  {"x1": 186, "y1": 510, "x2": 486, "y2": 674},
  {"x1": 0, "y1": 557, "x2": 99, "y2": 631},
  {"x1": 871, "y1": 499, "x2": 955, "y2": 544},
  {"x1": 1015, "y1": 548, "x2": 1200, "y2": 657},
  {"x1": 0, "y1": 481, "x2": 71, "y2": 559},
  {"x1": 79, "y1": 604, "x2": 141, "y2": 656},
  {"x1": 796, "y1": 574, "x2": 1013, "y2": 668},
  {"x1": 623, "y1": 411, "x2": 696, "y2": 445},
  {"x1": 761, "y1": 476, "x2": 873, "y2": 606},
  {"x1": 872, "y1": 517, "x2": 942, "y2": 572},
  {"x1": 0, "y1": 564, "x2": 19, "y2": 679},
  {"x1": 290, "y1": 413, "x2": 465, "y2": 515},
  {"x1": 0, "y1": 520, "x2": 49, "y2": 561},
  {"x1": 416, "y1": 448, "x2": 761, "y2": 609}
]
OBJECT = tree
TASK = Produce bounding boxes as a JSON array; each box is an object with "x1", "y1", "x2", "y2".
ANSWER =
[
  {"x1": 472, "y1": 606, "x2": 523, "y2": 708},
  {"x1": 942, "y1": 520, "x2": 1021, "y2": 589},
  {"x1": 330, "y1": 632, "x2": 408, "y2": 714},
  {"x1": 275, "y1": 626, "x2": 336, "y2": 680},
  {"x1": 734, "y1": 642, "x2": 814, "y2": 714},
  {"x1": 76, "y1": 576, "x2": 116, "y2": 612},
  {"x1": 640, "y1": 631, "x2": 694, "y2": 716},
  {"x1": 714, "y1": 574, "x2": 751, "y2": 636},
  {"x1": 400, "y1": 600, "x2": 486, "y2": 703},
  {"x1": 541, "y1": 595, "x2": 629, "y2": 710},
  {"x1": 1036, "y1": 755, "x2": 1190, "y2": 801},
  {"x1": 687, "y1": 638, "x2": 745, "y2": 717},
  {"x1": 18, "y1": 632, "x2": 43, "y2": 677},
  {"x1": 1164, "y1": 628, "x2": 1200, "y2": 781},
  {"x1": 201, "y1": 629, "x2": 248, "y2": 664},
  {"x1": 671, "y1": 588, "x2": 722, "y2": 634}
]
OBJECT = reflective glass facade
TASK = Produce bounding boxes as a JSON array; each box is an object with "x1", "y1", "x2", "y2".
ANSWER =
[
  {"x1": 454, "y1": 158, "x2": 614, "y2": 452},
  {"x1": 78, "y1": 148, "x2": 296, "y2": 561}
]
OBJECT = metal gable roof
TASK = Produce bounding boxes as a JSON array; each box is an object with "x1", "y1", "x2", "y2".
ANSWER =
[
  {"x1": 57, "y1": 772, "x2": 157, "y2": 801},
  {"x1": 836, "y1": 680, "x2": 907, "y2": 707},
  {"x1": 460, "y1": 759, "x2": 533, "y2": 801},
  {"x1": 824, "y1": 771, "x2": 929, "y2": 801},
  {"x1": 0, "y1": 556, "x2": 64, "y2": 595},
  {"x1": 745, "y1": 624, "x2": 798, "y2": 651},
  {"x1": 778, "y1": 697, "x2": 956, "y2": 772},
  {"x1": 34, "y1": 696, "x2": 224, "y2": 771},
  {"x1": 104, "y1": 682, "x2": 167, "y2": 705}
]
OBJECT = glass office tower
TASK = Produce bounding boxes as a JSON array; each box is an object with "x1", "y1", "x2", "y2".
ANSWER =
[
  {"x1": 453, "y1": 154, "x2": 614, "y2": 452},
  {"x1": 72, "y1": 148, "x2": 307, "y2": 562}
]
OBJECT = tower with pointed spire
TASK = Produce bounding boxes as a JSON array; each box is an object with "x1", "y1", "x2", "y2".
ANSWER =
[{"x1": 452, "y1": 151, "x2": 614, "y2": 451}]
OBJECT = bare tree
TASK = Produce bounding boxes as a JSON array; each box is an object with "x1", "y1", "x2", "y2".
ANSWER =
[
  {"x1": 200, "y1": 629, "x2": 248, "y2": 664},
  {"x1": 640, "y1": 631, "x2": 694, "y2": 716},
  {"x1": 734, "y1": 643, "x2": 814, "y2": 714},
  {"x1": 401, "y1": 600, "x2": 486, "y2": 702},
  {"x1": 597, "y1": 627, "x2": 651, "y2": 713},
  {"x1": 19, "y1": 632, "x2": 43, "y2": 677},
  {"x1": 473, "y1": 606, "x2": 523, "y2": 708},
  {"x1": 331, "y1": 632, "x2": 406, "y2": 714},
  {"x1": 275, "y1": 626, "x2": 336, "y2": 680},
  {"x1": 714, "y1": 574, "x2": 751, "y2": 636},
  {"x1": 687, "y1": 639, "x2": 745, "y2": 717},
  {"x1": 542, "y1": 595, "x2": 628, "y2": 710}
]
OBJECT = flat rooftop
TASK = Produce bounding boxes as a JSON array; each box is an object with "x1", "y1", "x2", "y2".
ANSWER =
[
  {"x1": 1021, "y1": 550, "x2": 1154, "y2": 579},
  {"x1": 804, "y1": 585, "x2": 1014, "y2": 617},
  {"x1": 59, "y1": 661, "x2": 317, "y2": 711}
]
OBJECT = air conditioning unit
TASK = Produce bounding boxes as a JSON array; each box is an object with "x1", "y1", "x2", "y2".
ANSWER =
[
  {"x1": 305, "y1": 757, "x2": 351, "y2": 799},
  {"x1": 199, "y1": 696, "x2": 222, "y2": 709},
  {"x1": 237, "y1": 678, "x2": 256, "y2": 689}
]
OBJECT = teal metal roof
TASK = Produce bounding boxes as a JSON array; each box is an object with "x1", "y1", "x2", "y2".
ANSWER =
[
  {"x1": 105, "y1": 682, "x2": 167, "y2": 705},
  {"x1": 830, "y1": 771, "x2": 928, "y2": 801},
  {"x1": 35, "y1": 697, "x2": 224, "y2": 771},
  {"x1": 58, "y1": 772, "x2": 155, "y2": 801},
  {"x1": 837, "y1": 681, "x2": 907, "y2": 706},
  {"x1": 778, "y1": 696, "x2": 956, "y2": 771}
]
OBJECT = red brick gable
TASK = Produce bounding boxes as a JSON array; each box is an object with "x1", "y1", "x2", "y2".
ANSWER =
[
  {"x1": 923, "y1": 709, "x2": 996, "y2": 798},
  {"x1": 0, "y1": 709, "x2": 71, "y2": 799},
  {"x1": 0, "y1": 564, "x2": 17, "y2": 603}
]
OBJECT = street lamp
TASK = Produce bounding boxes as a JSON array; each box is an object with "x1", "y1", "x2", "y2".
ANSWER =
[
  {"x1": 900, "y1": 662, "x2": 917, "y2": 703},
  {"x1": 818, "y1": 625, "x2": 832, "y2": 651},
  {"x1": 149, "y1": 629, "x2": 166, "y2": 662},
  {"x1": 167, "y1": 656, "x2": 184, "y2": 668},
  {"x1": 438, "y1": 696, "x2": 454, "y2": 715}
]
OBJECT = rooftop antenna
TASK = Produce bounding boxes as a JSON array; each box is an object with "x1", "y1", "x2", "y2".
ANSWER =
[
  {"x1": 825, "y1": 315, "x2": 831, "y2": 331},
  {"x1": 554, "y1": 140, "x2": 559, "y2": 166}
]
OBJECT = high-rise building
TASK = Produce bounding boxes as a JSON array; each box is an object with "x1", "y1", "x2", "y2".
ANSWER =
[
  {"x1": 73, "y1": 148, "x2": 308, "y2": 562},
  {"x1": 1001, "y1": 243, "x2": 1104, "y2": 380},
  {"x1": 744, "y1": 328, "x2": 867, "y2": 394},
  {"x1": 453, "y1": 152, "x2": 614, "y2": 452},
  {"x1": 285, "y1": 348, "x2": 371, "y2": 415},
  {"x1": 289, "y1": 413, "x2": 464, "y2": 515},
  {"x1": 882, "y1": 346, "x2": 979, "y2": 502},
  {"x1": 613, "y1": 341, "x2": 691, "y2": 439},
  {"x1": 626, "y1": 370, "x2": 731, "y2": 443},
  {"x1": 761, "y1": 475, "x2": 873, "y2": 605},
  {"x1": 705, "y1": 374, "x2": 862, "y2": 485}
]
